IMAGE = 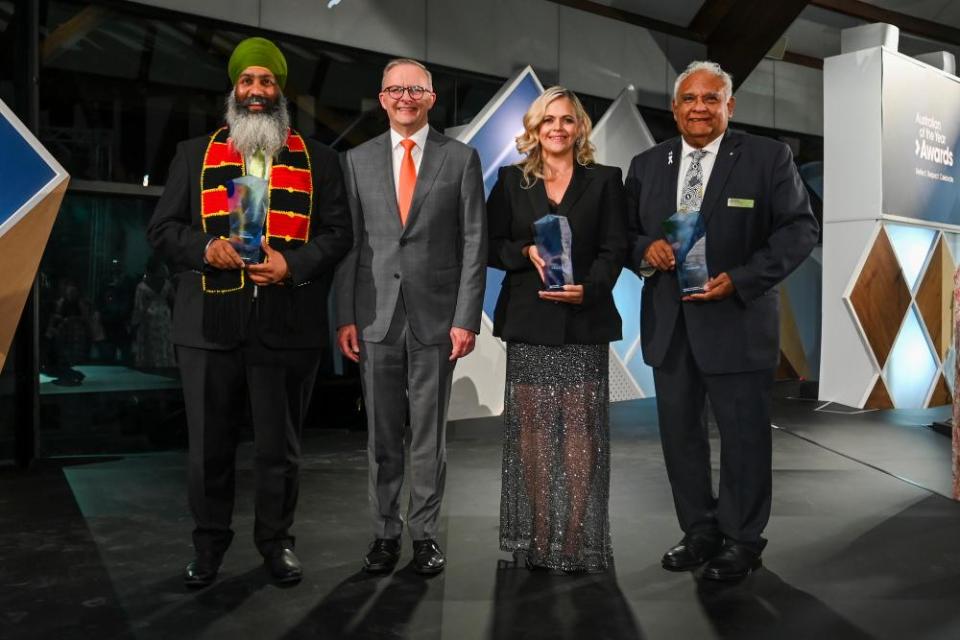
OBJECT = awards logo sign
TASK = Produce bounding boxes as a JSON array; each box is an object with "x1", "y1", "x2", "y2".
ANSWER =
[{"x1": 881, "y1": 53, "x2": 960, "y2": 225}]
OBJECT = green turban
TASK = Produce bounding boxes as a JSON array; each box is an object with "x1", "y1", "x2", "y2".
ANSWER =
[{"x1": 228, "y1": 37, "x2": 288, "y2": 90}]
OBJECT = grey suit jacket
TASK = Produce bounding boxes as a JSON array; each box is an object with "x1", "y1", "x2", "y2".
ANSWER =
[{"x1": 333, "y1": 128, "x2": 487, "y2": 345}]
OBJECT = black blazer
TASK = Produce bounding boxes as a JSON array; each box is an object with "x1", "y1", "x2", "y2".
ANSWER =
[
  {"x1": 626, "y1": 129, "x2": 819, "y2": 374},
  {"x1": 487, "y1": 163, "x2": 627, "y2": 346},
  {"x1": 147, "y1": 134, "x2": 353, "y2": 350}
]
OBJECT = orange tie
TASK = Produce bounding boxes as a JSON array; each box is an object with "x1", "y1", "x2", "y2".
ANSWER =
[{"x1": 398, "y1": 139, "x2": 417, "y2": 225}]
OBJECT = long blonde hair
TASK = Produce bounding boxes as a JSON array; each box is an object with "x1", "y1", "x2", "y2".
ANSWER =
[{"x1": 516, "y1": 86, "x2": 595, "y2": 187}]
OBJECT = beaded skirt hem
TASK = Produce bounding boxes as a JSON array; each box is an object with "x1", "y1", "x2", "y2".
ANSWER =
[{"x1": 499, "y1": 342, "x2": 613, "y2": 574}]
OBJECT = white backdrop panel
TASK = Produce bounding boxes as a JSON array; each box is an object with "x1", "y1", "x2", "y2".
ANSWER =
[
  {"x1": 262, "y1": 0, "x2": 427, "y2": 60},
  {"x1": 557, "y1": 6, "x2": 667, "y2": 108},
  {"x1": 426, "y1": 0, "x2": 558, "y2": 80}
]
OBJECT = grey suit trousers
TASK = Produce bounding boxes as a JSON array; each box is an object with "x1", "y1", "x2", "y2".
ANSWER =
[{"x1": 360, "y1": 293, "x2": 455, "y2": 541}]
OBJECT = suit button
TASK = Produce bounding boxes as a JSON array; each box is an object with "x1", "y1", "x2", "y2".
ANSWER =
[
  {"x1": 399, "y1": 239, "x2": 407, "y2": 247},
  {"x1": 393, "y1": 273, "x2": 400, "y2": 279}
]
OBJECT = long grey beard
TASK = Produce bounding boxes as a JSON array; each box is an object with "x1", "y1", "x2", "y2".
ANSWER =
[{"x1": 224, "y1": 92, "x2": 290, "y2": 159}]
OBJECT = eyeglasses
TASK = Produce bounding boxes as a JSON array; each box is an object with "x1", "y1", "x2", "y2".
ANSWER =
[{"x1": 381, "y1": 85, "x2": 433, "y2": 100}]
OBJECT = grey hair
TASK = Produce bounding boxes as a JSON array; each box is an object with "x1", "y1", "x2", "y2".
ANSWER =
[
  {"x1": 673, "y1": 60, "x2": 733, "y2": 100},
  {"x1": 381, "y1": 58, "x2": 433, "y2": 90}
]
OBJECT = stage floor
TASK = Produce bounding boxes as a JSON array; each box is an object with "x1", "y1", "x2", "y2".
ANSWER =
[{"x1": 2, "y1": 394, "x2": 959, "y2": 640}]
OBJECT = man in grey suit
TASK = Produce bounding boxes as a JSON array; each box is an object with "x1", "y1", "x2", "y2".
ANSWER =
[{"x1": 333, "y1": 58, "x2": 486, "y2": 575}]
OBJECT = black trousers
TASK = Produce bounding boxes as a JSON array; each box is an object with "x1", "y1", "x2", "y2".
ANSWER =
[
  {"x1": 176, "y1": 322, "x2": 320, "y2": 558},
  {"x1": 652, "y1": 312, "x2": 774, "y2": 547}
]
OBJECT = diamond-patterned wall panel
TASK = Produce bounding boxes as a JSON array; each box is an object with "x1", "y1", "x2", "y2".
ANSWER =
[
  {"x1": 915, "y1": 236, "x2": 951, "y2": 360},
  {"x1": 849, "y1": 228, "x2": 912, "y2": 368},
  {"x1": 883, "y1": 305, "x2": 939, "y2": 409},
  {"x1": 929, "y1": 374, "x2": 951, "y2": 407},
  {"x1": 866, "y1": 376, "x2": 895, "y2": 409},
  {"x1": 885, "y1": 224, "x2": 938, "y2": 293}
]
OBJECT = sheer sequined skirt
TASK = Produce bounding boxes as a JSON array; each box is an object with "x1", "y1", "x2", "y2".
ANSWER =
[{"x1": 499, "y1": 342, "x2": 612, "y2": 572}]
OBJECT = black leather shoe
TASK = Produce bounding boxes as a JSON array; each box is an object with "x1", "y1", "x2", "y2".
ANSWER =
[
  {"x1": 701, "y1": 543, "x2": 762, "y2": 581},
  {"x1": 661, "y1": 533, "x2": 723, "y2": 571},
  {"x1": 184, "y1": 553, "x2": 222, "y2": 589},
  {"x1": 412, "y1": 539, "x2": 445, "y2": 575},
  {"x1": 364, "y1": 538, "x2": 401, "y2": 574},
  {"x1": 265, "y1": 548, "x2": 303, "y2": 584}
]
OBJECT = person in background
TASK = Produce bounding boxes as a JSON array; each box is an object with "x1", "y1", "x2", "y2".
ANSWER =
[{"x1": 130, "y1": 255, "x2": 176, "y2": 370}]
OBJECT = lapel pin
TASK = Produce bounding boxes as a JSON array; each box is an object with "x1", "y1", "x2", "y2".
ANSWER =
[{"x1": 667, "y1": 151, "x2": 673, "y2": 165}]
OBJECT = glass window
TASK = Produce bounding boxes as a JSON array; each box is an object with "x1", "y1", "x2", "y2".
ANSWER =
[
  {"x1": 0, "y1": 0, "x2": 24, "y2": 112},
  {"x1": 37, "y1": 0, "x2": 506, "y2": 186},
  {"x1": 36, "y1": 191, "x2": 187, "y2": 455}
]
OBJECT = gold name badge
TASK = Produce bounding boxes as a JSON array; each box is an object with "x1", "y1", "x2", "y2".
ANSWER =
[{"x1": 727, "y1": 197, "x2": 755, "y2": 208}]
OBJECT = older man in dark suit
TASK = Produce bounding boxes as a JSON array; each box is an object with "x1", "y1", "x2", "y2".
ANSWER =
[{"x1": 626, "y1": 60, "x2": 818, "y2": 580}]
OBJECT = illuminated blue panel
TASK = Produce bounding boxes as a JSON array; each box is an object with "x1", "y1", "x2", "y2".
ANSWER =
[
  {"x1": 464, "y1": 73, "x2": 542, "y2": 197},
  {"x1": 593, "y1": 88, "x2": 656, "y2": 396},
  {"x1": 456, "y1": 68, "x2": 543, "y2": 318},
  {"x1": 0, "y1": 114, "x2": 56, "y2": 229},
  {"x1": 884, "y1": 305, "x2": 938, "y2": 408},
  {"x1": 611, "y1": 270, "x2": 641, "y2": 360},
  {"x1": 885, "y1": 224, "x2": 937, "y2": 292}
]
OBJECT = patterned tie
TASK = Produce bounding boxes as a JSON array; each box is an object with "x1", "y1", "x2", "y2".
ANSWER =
[
  {"x1": 679, "y1": 148, "x2": 707, "y2": 212},
  {"x1": 397, "y1": 139, "x2": 417, "y2": 225}
]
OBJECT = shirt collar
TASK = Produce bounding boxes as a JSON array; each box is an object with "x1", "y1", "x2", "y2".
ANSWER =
[
  {"x1": 390, "y1": 123, "x2": 430, "y2": 151},
  {"x1": 681, "y1": 131, "x2": 725, "y2": 159}
]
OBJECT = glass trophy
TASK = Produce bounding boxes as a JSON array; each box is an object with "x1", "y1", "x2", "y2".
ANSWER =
[
  {"x1": 226, "y1": 175, "x2": 269, "y2": 263},
  {"x1": 662, "y1": 211, "x2": 708, "y2": 295},
  {"x1": 533, "y1": 214, "x2": 574, "y2": 290}
]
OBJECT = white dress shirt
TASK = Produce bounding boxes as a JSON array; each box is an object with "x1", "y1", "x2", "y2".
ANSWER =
[
  {"x1": 390, "y1": 124, "x2": 430, "y2": 200},
  {"x1": 675, "y1": 132, "x2": 725, "y2": 210},
  {"x1": 244, "y1": 150, "x2": 273, "y2": 180}
]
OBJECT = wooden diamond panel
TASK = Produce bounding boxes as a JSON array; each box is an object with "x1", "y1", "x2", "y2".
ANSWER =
[
  {"x1": 915, "y1": 236, "x2": 953, "y2": 361},
  {"x1": 865, "y1": 376, "x2": 894, "y2": 409},
  {"x1": 849, "y1": 228, "x2": 912, "y2": 369},
  {"x1": 928, "y1": 374, "x2": 951, "y2": 407}
]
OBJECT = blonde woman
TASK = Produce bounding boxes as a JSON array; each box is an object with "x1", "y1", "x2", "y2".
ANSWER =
[{"x1": 487, "y1": 86, "x2": 627, "y2": 572}]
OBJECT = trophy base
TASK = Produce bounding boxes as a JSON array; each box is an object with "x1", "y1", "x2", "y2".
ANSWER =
[{"x1": 681, "y1": 286, "x2": 706, "y2": 295}]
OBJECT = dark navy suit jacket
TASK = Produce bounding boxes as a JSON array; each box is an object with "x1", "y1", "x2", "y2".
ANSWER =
[{"x1": 626, "y1": 129, "x2": 819, "y2": 374}]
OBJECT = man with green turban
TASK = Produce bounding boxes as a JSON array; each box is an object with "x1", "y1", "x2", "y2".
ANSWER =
[
  {"x1": 148, "y1": 36, "x2": 352, "y2": 588},
  {"x1": 228, "y1": 36, "x2": 288, "y2": 91}
]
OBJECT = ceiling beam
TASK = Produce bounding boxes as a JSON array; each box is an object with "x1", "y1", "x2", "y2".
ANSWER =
[
  {"x1": 698, "y1": 0, "x2": 811, "y2": 91},
  {"x1": 688, "y1": 0, "x2": 739, "y2": 40},
  {"x1": 811, "y1": 0, "x2": 960, "y2": 48},
  {"x1": 41, "y1": 6, "x2": 108, "y2": 64},
  {"x1": 782, "y1": 50, "x2": 823, "y2": 69},
  {"x1": 547, "y1": 0, "x2": 822, "y2": 89}
]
